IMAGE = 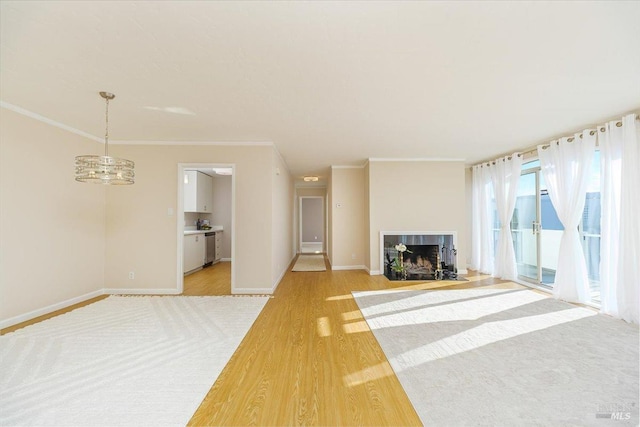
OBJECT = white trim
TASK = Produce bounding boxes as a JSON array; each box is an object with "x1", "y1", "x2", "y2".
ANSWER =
[
  {"x1": 220, "y1": 258, "x2": 232, "y2": 262},
  {"x1": 368, "y1": 157, "x2": 465, "y2": 162},
  {"x1": 111, "y1": 140, "x2": 273, "y2": 146},
  {"x1": 1, "y1": 101, "x2": 102, "y2": 143},
  {"x1": 184, "y1": 267, "x2": 203, "y2": 275},
  {"x1": 177, "y1": 163, "x2": 237, "y2": 294},
  {"x1": 0, "y1": 289, "x2": 104, "y2": 329},
  {"x1": 369, "y1": 270, "x2": 381, "y2": 276},
  {"x1": 458, "y1": 268, "x2": 469, "y2": 275},
  {"x1": 331, "y1": 164, "x2": 366, "y2": 169},
  {"x1": 332, "y1": 265, "x2": 367, "y2": 271},
  {"x1": 233, "y1": 287, "x2": 276, "y2": 295},
  {"x1": 294, "y1": 183, "x2": 327, "y2": 189},
  {"x1": 271, "y1": 254, "x2": 296, "y2": 292},
  {"x1": 273, "y1": 145, "x2": 292, "y2": 176},
  {"x1": 104, "y1": 288, "x2": 181, "y2": 295}
]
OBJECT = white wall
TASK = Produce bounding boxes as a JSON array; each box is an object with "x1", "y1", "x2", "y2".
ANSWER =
[
  {"x1": 464, "y1": 167, "x2": 473, "y2": 268},
  {"x1": 364, "y1": 162, "x2": 371, "y2": 271},
  {"x1": 105, "y1": 144, "x2": 276, "y2": 293},
  {"x1": 368, "y1": 160, "x2": 466, "y2": 274},
  {"x1": 330, "y1": 167, "x2": 367, "y2": 269},
  {"x1": 0, "y1": 108, "x2": 106, "y2": 325},
  {"x1": 327, "y1": 174, "x2": 333, "y2": 265},
  {"x1": 271, "y1": 149, "x2": 294, "y2": 288}
]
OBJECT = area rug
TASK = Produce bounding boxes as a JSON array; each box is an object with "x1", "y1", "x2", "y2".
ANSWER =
[
  {"x1": 291, "y1": 254, "x2": 326, "y2": 271},
  {"x1": 352, "y1": 288, "x2": 639, "y2": 426},
  {"x1": 0, "y1": 295, "x2": 269, "y2": 426}
]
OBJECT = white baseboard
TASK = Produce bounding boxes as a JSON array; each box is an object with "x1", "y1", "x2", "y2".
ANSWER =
[
  {"x1": 269, "y1": 254, "x2": 296, "y2": 293},
  {"x1": 458, "y1": 268, "x2": 468, "y2": 274},
  {"x1": 0, "y1": 289, "x2": 104, "y2": 329},
  {"x1": 331, "y1": 265, "x2": 367, "y2": 271},
  {"x1": 233, "y1": 287, "x2": 276, "y2": 295},
  {"x1": 369, "y1": 269, "x2": 381, "y2": 275},
  {"x1": 220, "y1": 258, "x2": 231, "y2": 262},
  {"x1": 104, "y1": 288, "x2": 181, "y2": 295}
]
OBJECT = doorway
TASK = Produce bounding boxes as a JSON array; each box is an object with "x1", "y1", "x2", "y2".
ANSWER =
[
  {"x1": 510, "y1": 164, "x2": 562, "y2": 286},
  {"x1": 299, "y1": 196, "x2": 324, "y2": 254},
  {"x1": 177, "y1": 163, "x2": 236, "y2": 294}
]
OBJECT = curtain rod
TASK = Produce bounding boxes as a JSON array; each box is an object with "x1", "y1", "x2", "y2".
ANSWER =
[{"x1": 476, "y1": 115, "x2": 639, "y2": 167}]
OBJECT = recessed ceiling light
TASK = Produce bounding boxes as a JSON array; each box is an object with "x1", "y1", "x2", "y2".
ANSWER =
[{"x1": 303, "y1": 176, "x2": 319, "y2": 182}]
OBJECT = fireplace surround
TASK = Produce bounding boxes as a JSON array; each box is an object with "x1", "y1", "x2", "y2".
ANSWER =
[{"x1": 379, "y1": 231, "x2": 463, "y2": 280}]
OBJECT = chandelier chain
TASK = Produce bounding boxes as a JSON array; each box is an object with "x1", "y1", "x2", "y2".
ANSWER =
[{"x1": 104, "y1": 97, "x2": 109, "y2": 157}]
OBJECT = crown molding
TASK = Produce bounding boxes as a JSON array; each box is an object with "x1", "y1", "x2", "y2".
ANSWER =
[
  {"x1": 1, "y1": 100, "x2": 102, "y2": 143},
  {"x1": 109, "y1": 140, "x2": 274, "y2": 146},
  {"x1": 330, "y1": 164, "x2": 366, "y2": 169},
  {"x1": 1, "y1": 102, "x2": 276, "y2": 147},
  {"x1": 368, "y1": 157, "x2": 466, "y2": 162}
]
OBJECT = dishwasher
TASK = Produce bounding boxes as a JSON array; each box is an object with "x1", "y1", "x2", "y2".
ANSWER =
[{"x1": 204, "y1": 232, "x2": 216, "y2": 267}]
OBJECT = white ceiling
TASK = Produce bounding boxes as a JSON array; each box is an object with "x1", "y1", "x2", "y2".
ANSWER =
[{"x1": 2, "y1": 1, "x2": 639, "y2": 182}]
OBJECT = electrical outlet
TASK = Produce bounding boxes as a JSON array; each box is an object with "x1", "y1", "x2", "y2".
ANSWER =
[{"x1": 128, "y1": 272, "x2": 135, "y2": 280}]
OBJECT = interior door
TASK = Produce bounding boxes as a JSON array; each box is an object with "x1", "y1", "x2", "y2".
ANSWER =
[{"x1": 300, "y1": 197, "x2": 324, "y2": 253}]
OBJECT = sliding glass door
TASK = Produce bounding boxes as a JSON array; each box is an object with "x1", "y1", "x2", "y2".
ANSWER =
[
  {"x1": 511, "y1": 171, "x2": 538, "y2": 281},
  {"x1": 511, "y1": 163, "x2": 562, "y2": 286}
]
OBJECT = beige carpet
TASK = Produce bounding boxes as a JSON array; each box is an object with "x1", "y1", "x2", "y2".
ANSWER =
[
  {"x1": 291, "y1": 254, "x2": 326, "y2": 271},
  {"x1": 0, "y1": 295, "x2": 269, "y2": 426},
  {"x1": 352, "y1": 288, "x2": 639, "y2": 426}
]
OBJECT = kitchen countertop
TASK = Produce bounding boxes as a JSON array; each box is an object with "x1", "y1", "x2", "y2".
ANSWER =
[{"x1": 184, "y1": 226, "x2": 223, "y2": 235}]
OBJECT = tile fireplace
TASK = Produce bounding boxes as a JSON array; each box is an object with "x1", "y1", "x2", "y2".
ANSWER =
[{"x1": 379, "y1": 231, "x2": 462, "y2": 280}]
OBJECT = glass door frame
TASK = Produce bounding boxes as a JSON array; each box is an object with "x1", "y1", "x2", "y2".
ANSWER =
[{"x1": 516, "y1": 165, "x2": 548, "y2": 287}]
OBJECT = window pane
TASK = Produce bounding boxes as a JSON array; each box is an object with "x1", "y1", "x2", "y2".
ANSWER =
[
  {"x1": 540, "y1": 173, "x2": 561, "y2": 285},
  {"x1": 583, "y1": 151, "x2": 601, "y2": 302}
]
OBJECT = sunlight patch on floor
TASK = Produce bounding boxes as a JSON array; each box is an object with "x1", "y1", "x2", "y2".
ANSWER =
[
  {"x1": 343, "y1": 361, "x2": 395, "y2": 387},
  {"x1": 388, "y1": 307, "x2": 596, "y2": 371},
  {"x1": 343, "y1": 320, "x2": 371, "y2": 334},
  {"x1": 463, "y1": 274, "x2": 492, "y2": 282},
  {"x1": 393, "y1": 281, "x2": 460, "y2": 291},
  {"x1": 316, "y1": 316, "x2": 332, "y2": 337},
  {"x1": 341, "y1": 310, "x2": 363, "y2": 321},
  {"x1": 325, "y1": 294, "x2": 353, "y2": 301},
  {"x1": 360, "y1": 289, "x2": 536, "y2": 322}
]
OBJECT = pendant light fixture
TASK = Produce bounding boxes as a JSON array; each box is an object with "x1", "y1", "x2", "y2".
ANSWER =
[{"x1": 75, "y1": 91, "x2": 135, "y2": 185}]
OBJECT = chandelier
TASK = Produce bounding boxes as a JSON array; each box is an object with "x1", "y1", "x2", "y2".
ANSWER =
[{"x1": 75, "y1": 92, "x2": 135, "y2": 185}]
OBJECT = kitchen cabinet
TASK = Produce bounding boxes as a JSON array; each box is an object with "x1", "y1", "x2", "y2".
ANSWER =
[
  {"x1": 183, "y1": 233, "x2": 205, "y2": 273},
  {"x1": 184, "y1": 170, "x2": 213, "y2": 213},
  {"x1": 214, "y1": 231, "x2": 222, "y2": 262}
]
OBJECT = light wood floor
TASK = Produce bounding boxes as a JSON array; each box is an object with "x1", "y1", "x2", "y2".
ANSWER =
[
  {"x1": 183, "y1": 261, "x2": 232, "y2": 295},
  {"x1": 187, "y1": 256, "x2": 524, "y2": 426},
  {"x1": 1, "y1": 256, "x2": 525, "y2": 425}
]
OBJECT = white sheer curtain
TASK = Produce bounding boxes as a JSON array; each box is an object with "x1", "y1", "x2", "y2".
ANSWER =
[
  {"x1": 538, "y1": 131, "x2": 595, "y2": 303},
  {"x1": 599, "y1": 114, "x2": 639, "y2": 323},
  {"x1": 470, "y1": 164, "x2": 494, "y2": 274},
  {"x1": 490, "y1": 154, "x2": 523, "y2": 280}
]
